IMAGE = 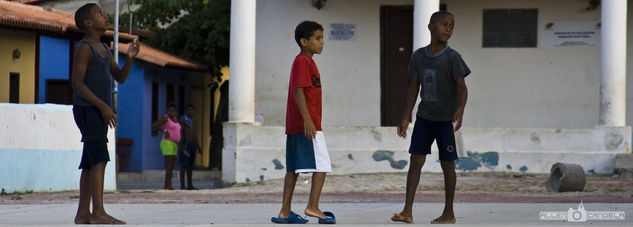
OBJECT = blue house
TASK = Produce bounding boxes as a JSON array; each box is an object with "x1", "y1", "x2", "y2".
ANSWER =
[
  {"x1": 2, "y1": 1, "x2": 211, "y2": 173},
  {"x1": 38, "y1": 39, "x2": 208, "y2": 172},
  {"x1": 114, "y1": 42, "x2": 207, "y2": 172}
]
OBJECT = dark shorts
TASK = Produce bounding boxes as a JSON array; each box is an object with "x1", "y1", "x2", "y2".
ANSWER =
[
  {"x1": 178, "y1": 142, "x2": 197, "y2": 168},
  {"x1": 409, "y1": 116, "x2": 458, "y2": 161},
  {"x1": 73, "y1": 105, "x2": 110, "y2": 170},
  {"x1": 285, "y1": 132, "x2": 332, "y2": 173}
]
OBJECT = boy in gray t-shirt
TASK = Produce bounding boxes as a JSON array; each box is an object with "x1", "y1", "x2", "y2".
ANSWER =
[{"x1": 392, "y1": 11, "x2": 470, "y2": 224}]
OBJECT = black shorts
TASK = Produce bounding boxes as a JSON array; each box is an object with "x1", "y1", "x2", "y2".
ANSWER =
[
  {"x1": 409, "y1": 116, "x2": 458, "y2": 161},
  {"x1": 73, "y1": 105, "x2": 110, "y2": 170},
  {"x1": 178, "y1": 142, "x2": 197, "y2": 168}
]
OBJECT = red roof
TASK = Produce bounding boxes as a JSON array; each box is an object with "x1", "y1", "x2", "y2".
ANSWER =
[
  {"x1": 118, "y1": 42, "x2": 208, "y2": 72},
  {"x1": 0, "y1": 0, "x2": 137, "y2": 40},
  {"x1": 0, "y1": 0, "x2": 207, "y2": 71}
]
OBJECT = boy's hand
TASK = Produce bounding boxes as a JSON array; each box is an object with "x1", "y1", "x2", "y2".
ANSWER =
[
  {"x1": 453, "y1": 110, "x2": 464, "y2": 132},
  {"x1": 397, "y1": 119, "x2": 409, "y2": 138},
  {"x1": 99, "y1": 106, "x2": 117, "y2": 128},
  {"x1": 127, "y1": 39, "x2": 140, "y2": 57},
  {"x1": 303, "y1": 120, "x2": 317, "y2": 140}
]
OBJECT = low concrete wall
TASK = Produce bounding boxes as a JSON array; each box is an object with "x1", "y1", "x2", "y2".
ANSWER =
[
  {"x1": 0, "y1": 104, "x2": 116, "y2": 193},
  {"x1": 222, "y1": 122, "x2": 631, "y2": 183}
]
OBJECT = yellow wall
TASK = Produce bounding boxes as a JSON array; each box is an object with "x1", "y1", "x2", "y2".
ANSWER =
[
  {"x1": 213, "y1": 67, "x2": 230, "y2": 121},
  {"x1": 190, "y1": 72, "x2": 212, "y2": 168},
  {"x1": 190, "y1": 67, "x2": 229, "y2": 169},
  {"x1": 0, "y1": 29, "x2": 36, "y2": 104}
]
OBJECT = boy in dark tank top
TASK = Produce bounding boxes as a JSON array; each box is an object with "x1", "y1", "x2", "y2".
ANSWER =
[{"x1": 71, "y1": 3, "x2": 139, "y2": 225}]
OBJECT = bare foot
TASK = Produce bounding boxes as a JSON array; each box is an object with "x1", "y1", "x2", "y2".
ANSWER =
[
  {"x1": 90, "y1": 213, "x2": 126, "y2": 225},
  {"x1": 305, "y1": 208, "x2": 326, "y2": 219},
  {"x1": 430, "y1": 214, "x2": 456, "y2": 224},
  {"x1": 391, "y1": 212, "x2": 413, "y2": 223},
  {"x1": 74, "y1": 213, "x2": 91, "y2": 224},
  {"x1": 277, "y1": 211, "x2": 290, "y2": 219}
]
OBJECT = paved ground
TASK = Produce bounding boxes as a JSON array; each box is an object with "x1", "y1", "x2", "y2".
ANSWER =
[
  {"x1": 0, "y1": 203, "x2": 630, "y2": 226},
  {"x1": 1, "y1": 172, "x2": 631, "y2": 226}
]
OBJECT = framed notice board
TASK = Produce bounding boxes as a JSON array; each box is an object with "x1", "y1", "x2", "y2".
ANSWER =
[{"x1": 483, "y1": 9, "x2": 538, "y2": 48}]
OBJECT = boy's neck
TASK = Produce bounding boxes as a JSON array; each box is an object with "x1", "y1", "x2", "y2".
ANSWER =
[
  {"x1": 83, "y1": 30, "x2": 103, "y2": 43},
  {"x1": 428, "y1": 40, "x2": 448, "y2": 54},
  {"x1": 300, "y1": 49, "x2": 314, "y2": 58}
]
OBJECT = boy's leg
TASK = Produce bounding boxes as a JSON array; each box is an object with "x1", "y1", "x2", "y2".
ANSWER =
[
  {"x1": 392, "y1": 154, "x2": 426, "y2": 223},
  {"x1": 186, "y1": 144, "x2": 197, "y2": 190},
  {"x1": 74, "y1": 169, "x2": 91, "y2": 224},
  {"x1": 305, "y1": 172, "x2": 327, "y2": 219},
  {"x1": 431, "y1": 161, "x2": 456, "y2": 224},
  {"x1": 186, "y1": 167, "x2": 196, "y2": 190},
  {"x1": 89, "y1": 161, "x2": 126, "y2": 224},
  {"x1": 277, "y1": 172, "x2": 299, "y2": 219},
  {"x1": 179, "y1": 167, "x2": 186, "y2": 189}
]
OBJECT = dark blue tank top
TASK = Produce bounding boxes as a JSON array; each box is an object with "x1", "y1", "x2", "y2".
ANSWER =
[{"x1": 73, "y1": 40, "x2": 112, "y2": 107}]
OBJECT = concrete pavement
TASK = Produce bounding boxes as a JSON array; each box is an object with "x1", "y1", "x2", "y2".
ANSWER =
[{"x1": 1, "y1": 203, "x2": 630, "y2": 226}]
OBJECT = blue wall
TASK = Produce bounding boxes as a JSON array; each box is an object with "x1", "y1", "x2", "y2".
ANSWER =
[
  {"x1": 116, "y1": 59, "x2": 191, "y2": 172},
  {"x1": 141, "y1": 65, "x2": 191, "y2": 171},
  {"x1": 39, "y1": 36, "x2": 71, "y2": 103},
  {"x1": 116, "y1": 57, "x2": 145, "y2": 172}
]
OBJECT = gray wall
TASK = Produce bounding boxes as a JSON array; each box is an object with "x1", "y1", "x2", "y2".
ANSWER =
[{"x1": 255, "y1": 0, "x2": 633, "y2": 129}]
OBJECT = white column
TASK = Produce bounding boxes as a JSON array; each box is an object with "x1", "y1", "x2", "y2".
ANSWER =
[
  {"x1": 412, "y1": 0, "x2": 439, "y2": 119},
  {"x1": 228, "y1": 0, "x2": 256, "y2": 123},
  {"x1": 600, "y1": 0, "x2": 627, "y2": 126},
  {"x1": 413, "y1": 0, "x2": 439, "y2": 50}
]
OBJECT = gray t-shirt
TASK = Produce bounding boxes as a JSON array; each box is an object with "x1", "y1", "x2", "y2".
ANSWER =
[{"x1": 407, "y1": 46, "x2": 471, "y2": 121}]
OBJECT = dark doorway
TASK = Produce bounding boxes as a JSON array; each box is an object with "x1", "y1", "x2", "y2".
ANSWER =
[
  {"x1": 9, "y1": 73, "x2": 20, "y2": 103},
  {"x1": 151, "y1": 81, "x2": 159, "y2": 136},
  {"x1": 179, "y1": 85, "x2": 185, "y2": 116},
  {"x1": 45, "y1": 79, "x2": 73, "y2": 104},
  {"x1": 380, "y1": 6, "x2": 413, "y2": 126},
  {"x1": 166, "y1": 84, "x2": 175, "y2": 105}
]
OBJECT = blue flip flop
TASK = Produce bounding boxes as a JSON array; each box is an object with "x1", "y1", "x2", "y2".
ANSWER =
[
  {"x1": 271, "y1": 211, "x2": 309, "y2": 224},
  {"x1": 318, "y1": 211, "x2": 336, "y2": 224}
]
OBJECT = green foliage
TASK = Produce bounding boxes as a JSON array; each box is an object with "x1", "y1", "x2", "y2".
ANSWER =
[{"x1": 124, "y1": 0, "x2": 230, "y2": 84}]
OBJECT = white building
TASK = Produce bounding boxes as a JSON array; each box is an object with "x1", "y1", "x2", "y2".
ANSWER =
[{"x1": 228, "y1": 0, "x2": 632, "y2": 183}]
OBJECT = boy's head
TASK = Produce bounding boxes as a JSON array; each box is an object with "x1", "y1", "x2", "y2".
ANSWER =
[
  {"x1": 74, "y1": 3, "x2": 109, "y2": 32},
  {"x1": 166, "y1": 103, "x2": 177, "y2": 117},
  {"x1": 295, "y1": 21, "x2": 324, "y2": 54},
  {"x1": 428, "y1": 11, "x2": 455, "y2": 43},
  {"x1": 185, "y1": 104, "x2": 194, "y2": 117}
]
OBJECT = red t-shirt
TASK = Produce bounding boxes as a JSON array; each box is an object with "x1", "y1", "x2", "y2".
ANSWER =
[{"x1": 286, "y1": 53, "x2": 322, "y2": 135}]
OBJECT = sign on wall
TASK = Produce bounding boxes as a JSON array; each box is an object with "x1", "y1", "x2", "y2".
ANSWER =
[
  {"x1": 540, "y1": 20, "x2": 601, "y2": 48},
  {"x1": 329, "y1": 23, "x2": 356, "y2": 41},
  {"x1": 482, "y1": 9, "x2": 538, "y2": 48}
]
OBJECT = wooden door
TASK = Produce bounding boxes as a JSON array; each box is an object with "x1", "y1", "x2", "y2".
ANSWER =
[{"x1": 380, "y1": 6, "x2": 413, "y2": 126}]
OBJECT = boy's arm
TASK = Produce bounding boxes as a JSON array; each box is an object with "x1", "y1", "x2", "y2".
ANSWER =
[
  {"x1": 179, "y1": 117, "x2": 187, "y2": 141},
  {"x1": 72, "y1": 43, "x2": 117, "y2": 128},
  {"x1": 453, "y1": 77, "x2": 468, "y2": 132},
  {"x1": 294, "y1": 87, "x2": 316, "y2": 139},
  {"x1": 110, "y1": 39, "x2": 139, "y2": 84},
  {"x1": 397, "y1": 76, "x2": 421, "y2": 138}
]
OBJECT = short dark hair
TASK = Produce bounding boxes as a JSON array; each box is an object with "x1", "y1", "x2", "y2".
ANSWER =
[
  {"x1": 294, "y1": 21, "x2": 323, "y2": 48},
  {"x1": 186, "y1": 104, "x2": 194, "y2": 109},
  {"x1": 429, "y1": 11, "x2": 454, "y2": 24},
  {"x1": 167, "y1": 103, "x2": 177, "y2": 109},
  {"x1": 74, "y1": 3, "x2": 99, "y2": 31}
]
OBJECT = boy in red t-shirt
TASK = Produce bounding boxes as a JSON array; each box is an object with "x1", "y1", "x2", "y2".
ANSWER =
[{"x1": 271, "y1": 21, "x2": 335, "y2": 224}]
